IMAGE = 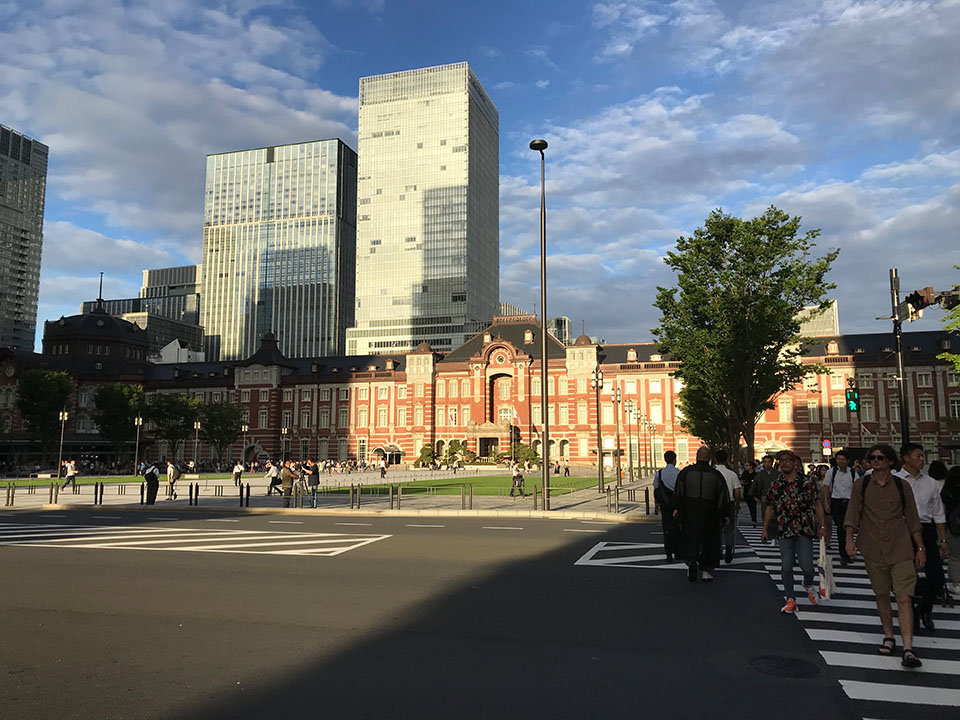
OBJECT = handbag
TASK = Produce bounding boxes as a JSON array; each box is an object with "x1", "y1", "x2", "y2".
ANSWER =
[{"x1": 817, "y1": 536, "x2": 837, "y2": 599}]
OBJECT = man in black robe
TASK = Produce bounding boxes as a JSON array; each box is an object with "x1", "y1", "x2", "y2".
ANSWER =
[{"x1": 673, "y1": 446, "x2": 729, "y2": 582}]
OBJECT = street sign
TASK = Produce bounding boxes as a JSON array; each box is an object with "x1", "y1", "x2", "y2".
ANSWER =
[
  {"x1": 256, "y1": 450, "x2": 269, "y2": 463},
  {"x1": 822, "y1": 439, "x2": 831, "y2": 449},
  {"x1": 896, "y1": 300, "x2": 911, "y2": 323}
]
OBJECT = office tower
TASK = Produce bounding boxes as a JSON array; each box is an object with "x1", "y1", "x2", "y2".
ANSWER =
[
  {"x1": 82, "y1": 264, "x2": 201, "y2": 325},
  {"x1": 346, "y1": 62, "x2": 499, "y2": 355},
  {"x1": 199, "y1": 139, "x2": 357, "y2": 360},
  {"x1": 0, "y1": 124, "x2": 48, "y2": 350}
]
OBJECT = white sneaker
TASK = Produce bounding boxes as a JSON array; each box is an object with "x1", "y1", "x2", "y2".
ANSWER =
[{"x1": 701, "y1": 571, "x2": 714, "y2": 582}]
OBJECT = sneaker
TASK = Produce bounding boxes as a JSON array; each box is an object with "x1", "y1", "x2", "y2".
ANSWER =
[
  {"x1": 702, "y1": 571, "x2": 714, "y2": 582},
  {"x1": 724, "y1": 546, "x2": 733, "y2": 564},
  {"x1": 780, "y1": 599, "x2": 797, "y2": 614},
  {"x1": 805, "y1": 585, "x2": 819, "y2": 606}
]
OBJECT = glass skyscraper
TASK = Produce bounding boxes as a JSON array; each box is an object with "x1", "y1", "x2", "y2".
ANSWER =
[
  {"x1": 0, "y1": 124, "x2": 48, "y2": 350},
  {"x1": 200, "y1": 139, "x2": 357, "y2": 360},
  {"x1": 346, "y1": 62, "x2": 499, "y2": 355}
]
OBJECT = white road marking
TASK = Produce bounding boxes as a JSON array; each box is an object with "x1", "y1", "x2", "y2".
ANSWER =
[
  {"x1": 807, "y1": 628, "x2": 960, "y2": 651},
  {"x1": 269, "y1": 521, "x2": 303, "y2": 524},
  {"x1": 796, "y1": 611, "x2": 960, "y2": 631},
  {"x1": 580, "y1": 521, "x2": 617, "y2": 525},
  {"x1": 38, "y1": 514, "x2": 67, "y2": 518},
  {"x1": 482, "y1": 526, "x2": 524, "y2": 530},
  {"x1": 821, "y1": 650, "x2": 960, "y2": 675},
  {"x1": 336, "y1": 522, "x2": 372, "y2": 526},
  {"x1": 92, "y1": 516, "x2": 122, "y2": 519},
  {"x1": 206, "y1": 519, "x2": 239, "y2": 523},
  {"x1": 839, "y1": 679, "x2": 960, "y2": 706},
  {"x1": 405, "y1": 524, "x2": 446, "y2": 528},
  {"x1": 563, "y1": 529, "x2": 606, "y2": 533}
]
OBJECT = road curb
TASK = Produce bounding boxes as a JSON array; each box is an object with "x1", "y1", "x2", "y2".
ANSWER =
[{"x1": 35, "y1": 503, "x2": 657, "y2": 523}]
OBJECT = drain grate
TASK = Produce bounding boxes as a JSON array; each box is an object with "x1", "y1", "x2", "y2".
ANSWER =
[{"x1": 749, "y1": 655, "x2": 822, "y2": 678}]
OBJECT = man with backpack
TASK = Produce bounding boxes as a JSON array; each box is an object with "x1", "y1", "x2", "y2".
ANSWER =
[
  {"x1": 823, "y1": 450, "x2": 857, "y2": 565},
  {"x1": 142, "y1": 462, "x2": 161, "y2": 505},
  {"x1": 653, "y1": 450, "x2": 680, "y2": 562},
  {"x1": 845, "y1": 443, "x2": 925, "y2": 668},
  {"x1": 165, "y1": 459, "x2": 180, "y2": 500}
]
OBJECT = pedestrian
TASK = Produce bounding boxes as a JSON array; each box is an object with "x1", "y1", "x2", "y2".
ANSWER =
[
  {"x1": 844, "y1": 443, "x2": 925, "y2": 668},
  {"x1": 232, "y1": 460, "x2": 244, "y2": 487},
  {"x1": 823, "y1": 450, "x2": 857, "y2": 566},
  {"x1": 751, "y1": 455, "x2": 777, "y2": 537},
  {"x1": 941, "y1": 465, "x2": 960, "y2": 598},
  {"x1": 60, "y1": 459, "x2": 78, "y2": 490},
  {"x1": 379, "y1": 456, "x2": 387, "y2": 479},
  {"x1": 165, "y1": 460, "x2": 180, "y2": 500},
  {"x1": 305, "y1": 457, "x2": 320, "y2": 508},
  {"x1": 740, "y1": 460, "x2": 758, "y2": 526},
  {"x1": 762, "y1": 450, "x2": 827, "y2": 614},
  {"x1": 896, "y1": 443, "x2": 949, "y2": 632},
  {"x1": 714, "y1": 449, "x2": 741, "y2": 564},
  {"x1": 652, "y1": 450, "x2": 680, "y2": 562},
  {"x1": 280, "y1": 459, "x2": 295, "y2": 508},
  {"x1": 510, "y1": 461, "x2": 525, "y2": 498},
  {"x1": 142, "y1": 462, "x2": 161, "y2": 505},
  {"x1": 673, "y1": 446, "x2": 728, "y2": 582},
  {"x1": 563, "y1": 461, "x2": 570, "y2": 477},
  {"x1": 264, "y1": 461, "x2": 282, "y2": 495}
]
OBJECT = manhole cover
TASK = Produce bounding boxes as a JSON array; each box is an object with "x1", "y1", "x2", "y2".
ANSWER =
[{"x1": 749, "y1": 655, "x2": 821, "y2": 678}]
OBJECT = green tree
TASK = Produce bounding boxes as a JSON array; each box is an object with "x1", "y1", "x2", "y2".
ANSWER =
[
  {"x1": 415, "y1": 444, "x2": 434, "y2": 467},
  {"x1": 149, "y1": 393, "x2": 201, "y2": 461},
  {"x1": 653, "y1": 206, "x2": 839, "y2": 461},
  {"x1": 16, "y1": 369, "x2": 73, "y2": 462},
  {"x1": 443, "y1": 439, "x2": 464, "y2": 465},
  {"x1": 510, "y1": 441, "x2": 540, "y2": 466},
  {"x1": 91, "y1": 383, "x2": 144, "y2": 460},
  {"x1": 199, "y1": 401, "x2": 244, "y2": 468},
  {"x1": 938, "y1": 266, "x2": 960, "y2": 372}
]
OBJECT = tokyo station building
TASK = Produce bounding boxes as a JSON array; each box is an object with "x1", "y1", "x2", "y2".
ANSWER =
[{"x1": 1, "y1": 312, "x2": 959, "y2": 468}]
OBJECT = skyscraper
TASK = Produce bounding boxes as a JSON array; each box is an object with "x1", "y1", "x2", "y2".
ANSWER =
[
  {"x1": 0, "y1": 124, "x2": 48, "y2": 350},
  {"x1": 346, "y1": 62, "x2": 499, "y2": 355},
  {"x1": 200, "y1": 139, "x2": 357, "y2": 360}
]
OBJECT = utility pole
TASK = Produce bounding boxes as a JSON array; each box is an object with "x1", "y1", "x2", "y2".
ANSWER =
[{"x1": 889, "y1": 269, "x2": 910, "y2": 443}]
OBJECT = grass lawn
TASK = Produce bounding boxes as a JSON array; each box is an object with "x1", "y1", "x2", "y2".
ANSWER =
[{"x1": 344, "y1": 474, "x2": 596, "y2": 497}]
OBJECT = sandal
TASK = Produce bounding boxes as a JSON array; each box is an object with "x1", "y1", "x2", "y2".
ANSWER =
[
  {"x1": 901, "y1": 648, "x2": 922, "y2": 668},
  {"x1": 878, "y1": 637, "x2": 896, "y2": 656}
]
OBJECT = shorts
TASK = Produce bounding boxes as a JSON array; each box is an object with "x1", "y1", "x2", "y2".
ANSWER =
[{"x1": 864, "y1": 558, "x2": 916, "y2": 597}]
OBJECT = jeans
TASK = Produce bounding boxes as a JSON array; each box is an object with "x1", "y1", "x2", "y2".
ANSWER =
[
  {"x1": 309, "y1": 486, "x2": 318, "y2": 508},
  {"x1": 831, "y1": 498, "x2": 850, "y2": 561},
  {"x1": 780, "y1": 535, "x2": 815, "y2": 600},
  {"x1": 282, "y1": 487, "x2": 292, "y2": 508}
]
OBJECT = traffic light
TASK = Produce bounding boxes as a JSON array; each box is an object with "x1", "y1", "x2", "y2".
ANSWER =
[
  {"x1": 905, "y1": 286, "x2": 936, "y2": 322},
  {"x1": 845, "y1": 387, "x2": 859, "y2": 412}
]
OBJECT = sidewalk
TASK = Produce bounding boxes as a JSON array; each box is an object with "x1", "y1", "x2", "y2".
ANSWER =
[{"x1": 2, "y1": 474, "x2": 658, "y2": 522}]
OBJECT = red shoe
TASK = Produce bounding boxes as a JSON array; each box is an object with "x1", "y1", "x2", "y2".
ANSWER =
[{"x1": 780, "y1": 599, "x2": 797, "y2": 614}]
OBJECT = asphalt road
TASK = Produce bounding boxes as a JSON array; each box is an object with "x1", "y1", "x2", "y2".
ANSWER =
[{"x1": 0, "y1": 509, "x2": 953, "y2": 719}]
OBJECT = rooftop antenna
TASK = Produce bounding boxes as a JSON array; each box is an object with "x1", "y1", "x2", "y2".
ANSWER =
[{"x1": 95, "y1": 271, "x2": 105, "y2": 312}]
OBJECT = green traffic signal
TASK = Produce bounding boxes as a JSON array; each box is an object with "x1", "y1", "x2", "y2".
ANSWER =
[{"x1": 845, "y1": 388, "x2": 859, "y2": 412}]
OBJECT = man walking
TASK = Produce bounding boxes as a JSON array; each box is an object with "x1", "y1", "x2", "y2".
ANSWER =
[
  {"x1": 714, "y1": 449, "x2": 741, "y2": 564},
  {"x1": 762, "y1": 450, "x2": 826, "y2": 614},
  {"x1": 165, "y1": 459, "x2": 180, "y2": 500},
  {"x1": 653, "y1": 451, "x2": 680, "y2": 562},
  {"x1": 896, "y1": 443, "x2": 949, "y2": 632},
  {"x1": 280, "y1": 459, "x2": 296, "y2": 508},
  {"x1": 60, "y1": 459, "x2": 78, "y2": 490},
  {"x1": 232, "y1": 460, "x2": 244, "y2": 487},
  {"x1": 823, "y1": 450, "x2": 857, "y2": 565},
  {"x1": 305, "y1": 457, "x2": 321, "y2": 508},
  {"x1": 264, "y1": 461, "x2": 282, "y2": 495},
  {"x1": 142, "y1": 462, "x2": 161, "y2": 505},
  {"x1": 751, "y1": 455, "x2": 777, "y2": 537},
  {"x1": 673, "y1": 446, "x2": 728, "y2": 582},
  {"x1": 845, "y1": 443, "x2": 925, "y2": 668}
]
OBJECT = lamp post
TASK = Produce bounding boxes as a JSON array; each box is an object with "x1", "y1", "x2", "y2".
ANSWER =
[
  {"x1": 57, "y1": 410, "x2": 69, "y2": 479},
  {"x1": 193, "y1": 421, "x2": 201, "y2": 466},
  {"x1": 241, "y1": 423, "x2": 249, "y2": 465},
  {"x1": 624, "y1": 399, "x2": 635, "y2": 482},
  {"x1": 281, "y1": 427, "x2": 289, "y2": 458},
  {"x1": 613, "y1": 387, "x2": 623, "y2": 486},
  {"x1": 640, "y1": 413, "x2": 649, "y2": 473},
  {"x1": 133, "y1": 416, "x2": 143, "y2": 475},
  {"x1": 591, "y1": 368, "x2": 605, "y2": 492},
  {"x1": 649, "y1": 422, "x2": 658, "y2": 468},
  {"x1": 530, "y1": 137, "x2": 550, "y2": 509}
]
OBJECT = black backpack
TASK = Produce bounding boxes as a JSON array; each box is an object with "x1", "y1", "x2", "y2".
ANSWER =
[{"x1": 859, "y1": 473, "x2": 906, "y2": 517}]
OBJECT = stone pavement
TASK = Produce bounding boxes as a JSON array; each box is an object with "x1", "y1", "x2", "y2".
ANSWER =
[{"x1": 2, "y1": 470, "x2": 657, "y2": 521}]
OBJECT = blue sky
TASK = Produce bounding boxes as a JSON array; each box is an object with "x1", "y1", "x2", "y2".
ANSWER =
[{"x1": 2, "y1": 0, "x2": 959, "y2": 350}]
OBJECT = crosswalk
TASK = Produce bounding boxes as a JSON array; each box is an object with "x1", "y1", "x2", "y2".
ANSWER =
[
  {"x1": 0, "y1": 522, "x2": 391, "y2": 556},
  {"x1": 574, "y1": 537, "x2": 769, "y2": 573},
  {"x1": 741, "y1": 524, "x2": 960, "y2": 718}
]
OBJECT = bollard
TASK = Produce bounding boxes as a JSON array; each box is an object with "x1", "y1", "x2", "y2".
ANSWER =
[
  {"x1": 245, "y1": 483, "x2": 250, "y2": 507},
  {"x1": 469, "y1": 484, "x2": 473, "y2": 510},
  {"x1": 389, "y1": 485, "x2": 394, "y2": 510},
  {"x1": 644, "y1": 487, "x2": 650, "y2": 515},
  {"x1": 74, "y1": 483, "x2": 80, "y2": 495},
  {"x1": 461, "y1": 484, "x2": 466, "y2": 510},
  {"x1": 532, "y1": 485, "x2": 538, "y2": 511},
  {"x1": 28, "y1": 485, "x2": 35, "y2": 495},
  {"x1": 49, "y1": 483, "x2": 55, "y2": 504},
  {"x1": 348, "y1": 484, "x2": 354, "y2": 509},
  {"x1": 195, "y1": 482, "x2": 200, "y2": 506},
  {"x1": 397, "y1": 484, "x2": 402, "y2": 509},
  {"x1": 355, "y1": 484, "x2": 361, "y2": 508},
  {"x1": 239, "y1": 484, "x2": 244, "y2": 507},
  {"x1": 140, "y1": 483, "x2": 145, "y2": 505},
  {"x1": 606, "y1": 487, "x2": 612, "y2": 513},
  {"x1": 615, "y1": 487, "x2": 620, "y2": 514},
  {"x1": 189, "y1": 483, "x2": 194, "y2": 506},
  {"x1": 5, "y1": 483, "x2": 10, "y2": 507},
  {"x1": 54, "y1": 484, "x2": 59, "y2": 504}
]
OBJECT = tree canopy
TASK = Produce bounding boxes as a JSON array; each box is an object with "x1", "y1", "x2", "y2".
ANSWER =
[
  {"x1": 149, "y1": 393, "x2": 201, "y2": 461},
  {"x1": 91, "y1": 383, "x2": 144, "y2": 458},
  {"x1": 199, "y1": 401, "x2": 244, "y2": 467},
  {"x1": 938, "y1": 266, "x2": 960, "y2": 373},
  {"x1": 653, "y1": 206, "x2": 839, "y2": 462},
  {"x1": 16, "y1": 369, "x2": 73, "y2": 460}
]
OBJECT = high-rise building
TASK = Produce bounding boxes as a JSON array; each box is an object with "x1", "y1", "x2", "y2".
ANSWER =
[
  {"x1": 200, "y1": 139, "x2": 357, "y2": 360},
  {"x1": 346, "y1": 62, "x2": 499, "y2": 355},
  {"x1": 0, "y1": 124, "x2": 48, "y2": 350},
  {"x1": 82, "y1": 264, "x2": 201, "y2": 326}
]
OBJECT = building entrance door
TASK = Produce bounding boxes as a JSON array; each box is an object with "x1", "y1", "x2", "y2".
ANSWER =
[{"x1": 479, "y1": 437, "x2": 499, "y2": 458}]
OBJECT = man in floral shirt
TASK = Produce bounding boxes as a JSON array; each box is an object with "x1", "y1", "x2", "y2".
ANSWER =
[{"x1": 762, "y1": 450, "x2": 827, "y2": 614}]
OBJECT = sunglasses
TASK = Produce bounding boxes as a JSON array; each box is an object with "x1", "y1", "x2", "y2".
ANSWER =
[{"x1": 867, "y1": 454, "x2": 889, "y2": 461}]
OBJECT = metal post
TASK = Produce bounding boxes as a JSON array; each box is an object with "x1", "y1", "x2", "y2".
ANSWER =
[
  {"x1": 56, "y1": 410, "x2": 68, "y2": 485},
  {"x1": 615, "y1": 487, "x2": 620, "y2": 514},
  {"x1": 890, "y1": 268, "x2": 910, "y2": 442},
  {"x1": 239, "y1": 484, "x2": 244, "y2": 507},
  {"x1": 245, "y1": 483, "x2": 250, "y2": 507},
  {"x1": 349, "y1": 484, "x2": 354, "y2": 509},
  {"x1": 469, "y1": 484, "x2": 473, "y2": 510},
  {"x1": 606, "y1": 487, "x2": 611, "y2": 512},
  {"x1": 624, "y1": 400, "x2": 635, "y2": 483},
  {"x1": 531, "y1": 139, "x2": 550, "y2": 511},
  {"x1": 133, "y1": 416, "x2": 142, "y2": 476},
  {"x1": 461, "y1": 484, "x2": 466, "y2": 510},
  {"x1": 49, "y1": 483, "x2": 54, "y2": 504},
  {"x1": 397, "y1": 484, "x2": 402, "y2": 509},
  {"x1": 189, "y1": 483, "x2": 194, "y2": 506},
  {"x1": 533, "y1": 485, "x2": 538, "y2": 511},
  {"x1": 356, "y1": 483, "x2": 361, "y2": 508},
  {"x1": 593, "y1": 369, "x2": 605, "y2": 493},
  {"x1": 54, "y1": 484, "x2": 60, "y2": 504},
  {"x1": 645, "y1": 486, "x2": 650, "y2": 515},
  {"x1": 140, "y1": 483, "x2": 144, "y2": 504},
  {"x1": 613, "y1": 387, "x2": 622, "y2": 487}
]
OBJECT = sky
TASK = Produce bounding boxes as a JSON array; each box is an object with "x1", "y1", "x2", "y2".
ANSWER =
[{"x1": 2, "y1": 0, "x2": 959, "y2": 350}]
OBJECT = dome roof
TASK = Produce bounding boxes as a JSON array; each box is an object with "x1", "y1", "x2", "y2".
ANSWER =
[
  {"x1": 44, "y1": 306, "x2": 148, "y2": 344},
  {"x1": 573, "y1": 333, "x2": 593, "y2": 346}
]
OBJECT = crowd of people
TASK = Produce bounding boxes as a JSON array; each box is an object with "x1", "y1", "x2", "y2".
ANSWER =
[{"x1": 652, "y1": 442, "x2": 960, "y2": 670}]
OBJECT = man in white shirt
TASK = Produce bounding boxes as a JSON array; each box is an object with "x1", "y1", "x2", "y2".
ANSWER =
[
  {"x1": 823, "y1": 451, "x2": 857, "y2": 565},
  {"x1": 714, "y1": 449, "x2": 742, "y2": 565},
  {"x1": 896, "y1": 443, "x2": 949, "y2": 632},
  {"x1": 653, "y1": 450, "x2": 681, "y2": 562}
]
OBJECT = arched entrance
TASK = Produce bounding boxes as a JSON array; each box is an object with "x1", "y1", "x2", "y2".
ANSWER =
[
  {"x1": 373, "y1": 445, "x2": 403, "y2": 466},
  {"x1": 559, "y1": 439, "x2": 569, "y2": 459}
]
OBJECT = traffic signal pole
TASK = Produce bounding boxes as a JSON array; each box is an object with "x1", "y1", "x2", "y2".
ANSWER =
[{"x1": 889, "y1": 268, "x2": 910, "y2": 443}]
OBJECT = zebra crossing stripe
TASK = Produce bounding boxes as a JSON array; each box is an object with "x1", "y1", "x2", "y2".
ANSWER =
[
  {"x1": 839, "y1": 679, "x2": 960, "y2": 705},
  {"x1": 796, "y1": 611, "x2": 960, "y2": 631},
  {"x1": 822, "y1": 651, "x2": 960, "y2": 676},
  {"x1": 807, "y1": 628, "x2": 960, "y2": 651}
]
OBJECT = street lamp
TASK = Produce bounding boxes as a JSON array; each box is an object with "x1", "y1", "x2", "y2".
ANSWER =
[
  {"x1": 241, "y1": 423, "x2": 249, "y2": 465},
  {"x1": 530, "y1": 138, "x2": 550, "y2": 509},
  {"x1": 193, "y1": 421, "x2": 201, "y2": 466},
  {"x1": 649, "y1": 422, "x2": 658, "y2": 469},
  {"x1": 591, "y1": 368, "x2": 604, "y2": 492},
  {"x1": 613, "y1": 387, "x2": 623, "y2": 486},
  {"x1": 624, "y1": 399, "x2": 635, "y2": 482},
  {"x1": 57, "y1": 410, "x2": 69, "y2": 479},
  {"x1": 281, "y1": 427, "x2": 289, "y2": 458},
  {"x1": 133, "y1": 416, "x2": 143, "y2": 475},
  {"x1": 640, "y1": 413, "x2": 649, "y2": 473}
]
